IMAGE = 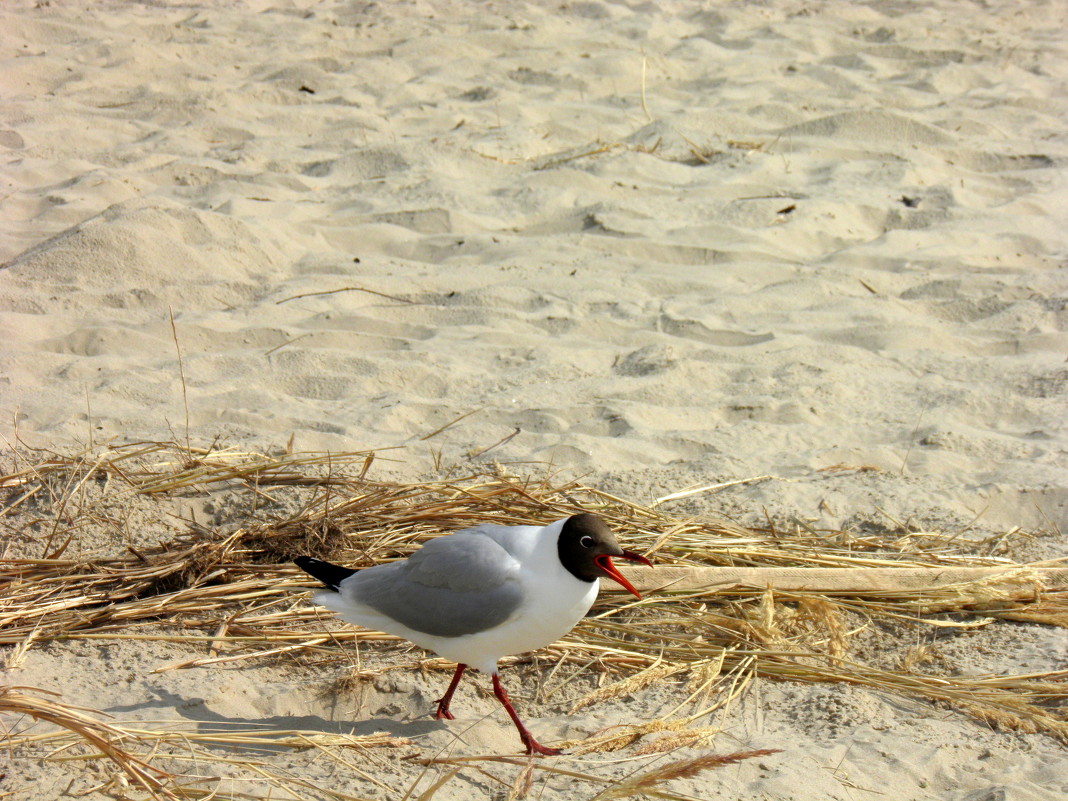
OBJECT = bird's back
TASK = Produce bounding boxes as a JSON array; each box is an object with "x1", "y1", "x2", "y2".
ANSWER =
[{"x1": 327, "y1": 531, "x2": 524, "y2": 638}]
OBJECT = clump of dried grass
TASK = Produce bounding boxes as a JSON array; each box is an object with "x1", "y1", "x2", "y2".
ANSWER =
[
  {"x1": 0, "y1": 685, "x2": 179, "y2": 800},
  {"x1": 2, "y1": 439, "x2": 1067, "y2": 797}
]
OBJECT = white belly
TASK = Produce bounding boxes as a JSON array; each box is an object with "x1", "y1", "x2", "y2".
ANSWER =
[{"x1": 415, "y1": 579, "x2": 598, "y2": 673}]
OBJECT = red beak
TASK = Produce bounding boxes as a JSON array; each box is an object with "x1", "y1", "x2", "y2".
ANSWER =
[{"x1": 595, "y1": 549, "x2": 653, "y2": 599}]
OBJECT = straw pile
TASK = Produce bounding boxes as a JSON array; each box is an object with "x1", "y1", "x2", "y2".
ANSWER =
[{"x1": 2, "y1": 440, "x2": 1066, "y2": 799}]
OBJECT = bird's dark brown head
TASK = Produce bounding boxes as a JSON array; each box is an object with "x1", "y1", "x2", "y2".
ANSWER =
[{"x1": 557, "y1": 513, "x2": 652, "y2": 599}]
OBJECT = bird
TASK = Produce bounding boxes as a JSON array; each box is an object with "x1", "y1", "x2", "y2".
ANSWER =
[{"x1": 294, "y1": 513, "x2": 652, "y2": 756}]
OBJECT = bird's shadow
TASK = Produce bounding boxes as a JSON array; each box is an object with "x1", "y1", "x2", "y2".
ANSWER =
[{"x1": 108, "y1": 687, "x2": 442, "y2": 750}]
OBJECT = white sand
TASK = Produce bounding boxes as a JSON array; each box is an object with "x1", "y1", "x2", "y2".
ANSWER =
[{"x1": 2, "y1": 0, "x2": 1067, "y2": 798}]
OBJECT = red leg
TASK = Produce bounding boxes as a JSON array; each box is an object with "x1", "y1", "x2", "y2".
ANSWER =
[
  {"x1": 434, "y1": 664, "x2": 466, "y2": 720},
  {"x1": 491, "y1": 673, "x2": 562, "y2": 757}
]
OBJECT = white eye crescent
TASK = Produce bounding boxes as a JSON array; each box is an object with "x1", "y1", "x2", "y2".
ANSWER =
[{"x1": 580, "y1": 536, "x2": 595, "y2": 548}]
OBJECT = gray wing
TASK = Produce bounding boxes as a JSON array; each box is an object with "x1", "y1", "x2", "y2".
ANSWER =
[{"x1": 345, "y1": 532, "x2": 523, "y2": 638}]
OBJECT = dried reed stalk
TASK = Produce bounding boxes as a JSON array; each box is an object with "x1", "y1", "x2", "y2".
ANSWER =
[{"x1": 625, "y1": 565, "x2": 1068, "y2": 594}]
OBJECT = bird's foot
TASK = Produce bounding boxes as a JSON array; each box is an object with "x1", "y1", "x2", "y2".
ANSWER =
[
  {"x1": 433, "y1": 700, "x2": 455, "y2": 721},
  {"x1": 521, "y1": 735, "x2": 562, "y2": 757},
  {"x1": 433, "y1": 664, "x2": 466, "y2": 721}
]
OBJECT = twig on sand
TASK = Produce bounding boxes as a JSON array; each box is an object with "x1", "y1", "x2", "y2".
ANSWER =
[
  {"x1": 275, "y1": 286, "x2": 413, "y2": 305},
  {"x1": 167, "y1": 306, "x2": 191, "y2": 459},
  {"x1": 421, "y1": 409, "x2": 482, "y2": 441},
  {"x1": 467, "y1": 427, "x2": 521, "y2": 460}
]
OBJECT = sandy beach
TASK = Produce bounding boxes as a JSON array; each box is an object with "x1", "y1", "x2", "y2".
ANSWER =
[{"x1": 2, "y1": 0, "x2": 1067, "y2": 799}]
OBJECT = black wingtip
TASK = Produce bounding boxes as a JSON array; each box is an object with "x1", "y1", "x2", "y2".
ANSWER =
[{"x1": 294, "y1": 556, "x2": 357, "y2": 591}]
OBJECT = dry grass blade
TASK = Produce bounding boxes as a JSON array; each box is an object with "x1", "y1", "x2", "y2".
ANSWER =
[
  {"x1": 506, "y1": 762, "x2": 535, "y2": 801},
  {"x1": 630, "y1": 726, "x2": 721, "y2": 756},
  {"x1": 561, "y1": 720, "x2": 676, "y2": 756},
  {"x1": 413, "y1": 768, "x2": 460, "y2": 801},
  {"x1": 570, "y1": 661, "x2": 682, "y2": 713},
  {"x1": 7, "y1": 724, "x2": 415, "y2": 753},
  {"x1": 593, "y1": 749, "x2": 782, "y2": 800}
]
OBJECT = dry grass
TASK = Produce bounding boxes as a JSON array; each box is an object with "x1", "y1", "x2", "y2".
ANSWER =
[
  {"x1": 0, "y1": 686, "x2": 179, "y2": 800},
  {"x1": 2, "y1": 440, "x2": 1066, "y2": 798},
  {"x1": 0, "y1": 684, "x2": 412, "y2": 800}
]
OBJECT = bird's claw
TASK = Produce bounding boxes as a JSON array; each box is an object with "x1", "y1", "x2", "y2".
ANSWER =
[
  {"x1": 521, "y1": 737, "x2": 562, "y2": 757},
  {"x1": 433, "y1": 702, "x2": 455, "y2": 721}
]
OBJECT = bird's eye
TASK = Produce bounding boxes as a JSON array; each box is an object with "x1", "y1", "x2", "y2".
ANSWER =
[{"x1": 580, "y1": 536, "x2": 595, "y2": 548}]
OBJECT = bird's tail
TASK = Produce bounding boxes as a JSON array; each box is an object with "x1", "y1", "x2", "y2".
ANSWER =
[{"x1": 294, "y1": 556, "x2": 357, "y2": 591}]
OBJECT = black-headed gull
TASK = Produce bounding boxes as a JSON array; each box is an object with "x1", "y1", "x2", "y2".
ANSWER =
[{"x1": 295, "y1": 513, "x2": 652, "y2": 755}]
